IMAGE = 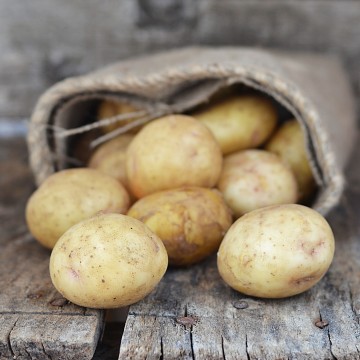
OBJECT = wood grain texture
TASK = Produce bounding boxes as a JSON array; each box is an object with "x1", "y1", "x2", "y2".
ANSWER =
[
  {"x1": 0, "y1": 0, "x2": 360, "y2": 118},
  {"x1": 9, "y1": 314, "x2": 102, "y2": 360},
  {"x1": 119, "y1": 137, "x2": 360, "y2": 359},
  {"x1": 0, "y1": 138, "x2": 105, "y2": 360}
]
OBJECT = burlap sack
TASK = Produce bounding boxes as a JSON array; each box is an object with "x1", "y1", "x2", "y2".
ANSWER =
[{"x1": 27, "y1": 46, "x2": 356, "y2": 215}]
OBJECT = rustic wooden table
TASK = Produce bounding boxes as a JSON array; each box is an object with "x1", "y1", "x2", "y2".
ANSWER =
[{"x1": 1, "y1": 135, "x2": 360, "y2": 360}]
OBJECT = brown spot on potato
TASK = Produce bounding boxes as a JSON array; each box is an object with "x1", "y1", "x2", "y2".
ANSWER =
[
  {"x1": 251, "y1": 130, "x2": 260, "y2": 145},
  {"x1": 291, "y1": 276, "x2": 315, "y2": 286},
  {"x1": 166, "y1": 234, "x2": 199, "y2": 266},
  {"x1": 149, "y1": 236, "x2": 160, "y2": 253},
  {"x1": 242, "y1": 255, "x2": 252, "y2": 267},
  {"x1": 300, "y1": 238, "x2": 326, "y2": 257},
  {"x1": 68, "y1": 268, "x2": 80, "y2": 280}
]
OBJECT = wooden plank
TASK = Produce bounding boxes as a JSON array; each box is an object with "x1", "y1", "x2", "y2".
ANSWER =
[
  {"x1": 0, "y1": 315, "x2": 18, "y2": 359},
  {"x1": 120, "y1": 315, "x2": 194, "y2": 359},
  {"x1": 0, "y1": 138, "x2": 105, "y2": 360},
  {"x1": 119, "y1": 136, "x2": 360, "y2": 359},
  {"x1": 1, "y1": 0, "x2": 360, "y2": 118},
  {"x1": 9, "y1": 314, "x2": 102, "y2": 360}
]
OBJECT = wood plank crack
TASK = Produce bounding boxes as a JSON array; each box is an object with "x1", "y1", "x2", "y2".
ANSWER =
[
  {"x1": 160, "y1": 336, "x2": 164, "y2": 360},
  {"x1": 41, "y1": 340, "x2": 53, "y2": 360},
  {"x1": 348, "y1": 284, "x2": 360, "y2": 323},
  {"x1": 7, "y1": 317, "x2": 18, "y2": 358},
  {"x1": 319, "y1": 309, "x2": 337, "y2": 360},
  {"x1": 326, "y1": 327, "x2": 338, "y2": 360},
  {"x1": 356, "y1": 345, "x2": 360, "y2": 356},
  {"x1": 185, "y1": 304, "x2": 196, "y2": 360},
  {"x1": 24, "y1": 346, "x2": 33, "y2": 359},
  {"x1": 221, "y1": 335, "x2": 227, "y2": 360},
  {"x1": 245, "y1": 334, "x2": 250, "y2": 360},
  {"x1": 189, "y1": 327, "x2": 195, "y2": 360}
]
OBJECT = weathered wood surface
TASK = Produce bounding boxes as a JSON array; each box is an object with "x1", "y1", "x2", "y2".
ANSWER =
[
  {"x1": 0, "y1": 138, "x2": 105, "y2": 360},
  {"x1": 119, "y1": 137, "x2": 360, "y2": 359},
  {"x1": 1, "y1": 0, "x2": 360, "y2": 118}
]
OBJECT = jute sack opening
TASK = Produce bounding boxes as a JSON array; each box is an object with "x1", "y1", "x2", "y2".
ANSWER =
[{"x1": 28, "y1": 47, "x2": 356, "y2": 216}]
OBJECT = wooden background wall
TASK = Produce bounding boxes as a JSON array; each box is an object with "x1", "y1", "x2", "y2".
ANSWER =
[{"x1": 1, "y1": 0, "x2": 359, "y2": 119}]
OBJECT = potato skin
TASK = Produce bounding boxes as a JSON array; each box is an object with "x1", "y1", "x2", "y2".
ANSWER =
[
  {"x1": 26, "y1": 168, "x2": 130, "y2": 249},
  {"x1": 128, "y1": 187, "x2": 233, "y2": 266},
  {"x1": 218, "y1": 149, "x2": 298, "y2": 218},
  {"x1": 265, "y1": 119, "x2": 316, "y2": 201},
  {"x1": 217, "y1": 204, "x2": 335, "y2": 298},
  {"x1": 126, "y1": 115, "x2": 223, "y2": 198},
  {"x1": 50, "y1": 213, "x2": 168, "y2": 308},
  {"x1": 98, "y1": 100, "x2": 140, "y2": 134},
  {"x1": 192, "y1": 94, "x2": 277, "y2": 154},
  {"x1": 88, "y1": 134, "x2": 134, "y2": 191}
]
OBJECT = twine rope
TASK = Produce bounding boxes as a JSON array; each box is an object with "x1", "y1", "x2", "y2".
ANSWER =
[
  {"x1": 53, "y1": 110, "x2": 149, "y2": 138},
  {"x1": 90, "y1": 110, "x2": 166, "y2": 148}
]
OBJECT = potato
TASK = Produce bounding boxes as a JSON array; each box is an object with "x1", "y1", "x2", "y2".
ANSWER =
[
  {"x1": 126, "y1": 115, "x2": 223, "y2": 198},
  {"x1": 98, "y1": 100, "x2": 140, "y2": 134},
  {"x1": 218, "y1": 149, "x2": 298, "y2": 218},
  {"x1": 50, "y1": 213, "x2": 168, "y2": 308},
  {"x1": 26, "y1": 168, "x2": 130, "y2": 249},
  {"x1": 217, "y1": 204, "x2": 335, "y2": 298},
  {"x1": 128, "y1": 187, "x2": 233, "y2": 266},
  {"x1": 191, "y1": 94, "x2": 277, "y2": 154},
  {"x1": 265, "y1": 119, "x2": 316, "y2": 201},
  {"x1": 88, "y1": 134, "x2": 134, "y2": 191}
]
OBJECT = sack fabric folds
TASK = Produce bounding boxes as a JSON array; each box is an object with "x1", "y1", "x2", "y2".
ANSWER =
[{"x1": 28, "y1": 47, "x2": 356, "y2": 215}]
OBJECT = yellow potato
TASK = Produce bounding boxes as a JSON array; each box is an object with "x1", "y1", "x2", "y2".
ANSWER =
[
  {"x1": 265, "y1": 119, "x2": 316, "y2": 201},
  {"x1": 128, "y1": 187, "x2": 233, "y2": 266},
  {"x1": 126, "y1": 115, "x2": 223, "y2": 198},
  {"x1": 88, "y1": 134, "x2": 134, "y2": 191},
  {"x1": 217, "y1": 204, "x2": 335, "y2": 298},
  {"x1": 217, "y1": 149, "x2": 298, "y2": 218},
  {"x1": 98, "y1": 100, "x2": 140, "y2": 134},
  {"x1": 50, "y1": 213, "x2": 168, "y2": 308},
  {"x1": 26, "y1": 168, "x2": 130, "y2": 249},
  {"x1": 191, "y1": 94, "x2": 277, "y2": 154}
]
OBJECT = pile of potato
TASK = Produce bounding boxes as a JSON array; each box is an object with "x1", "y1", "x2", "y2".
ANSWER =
[{"x1": 25, "y1": 89, "x2": 335, "y2": 309}]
